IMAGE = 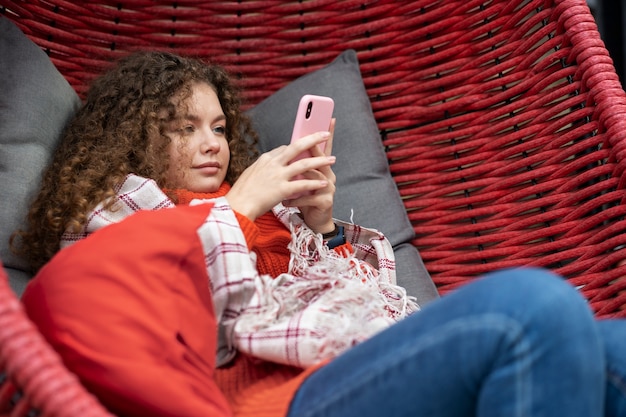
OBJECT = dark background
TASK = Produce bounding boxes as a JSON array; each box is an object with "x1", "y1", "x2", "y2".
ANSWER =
[{"x1": 589, "y1": 0, "x2": 626, "y2": 87}]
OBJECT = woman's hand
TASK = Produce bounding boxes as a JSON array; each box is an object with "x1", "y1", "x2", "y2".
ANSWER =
[
  {"x1": 226, "y1": 125, "x2": 336, "y2": 223},
  {"x1": 284, "y1": 119, "x2": 337, "y2": 235}
]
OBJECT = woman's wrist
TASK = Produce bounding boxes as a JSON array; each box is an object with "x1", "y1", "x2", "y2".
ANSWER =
[
  {"x1": 224, "y1": 192, "x2": 262, "y2": 222},
  {"x1": 322, "y1": 223, "x2": 346, "y2": 249},
  {"x1": 321, "y1": 223, "x2": 340, "y2": 238},
  {"x1": 315, "y1": 221, "x2": 337, "y2": 236}
]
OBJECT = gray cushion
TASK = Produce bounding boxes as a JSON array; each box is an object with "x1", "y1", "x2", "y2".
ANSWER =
[
  {"x1": 247, "y1": 50, "x2": 439, "y2": 306},
  {"x1": 0, "y1": 17, "x2": 81, "y2": 295}
]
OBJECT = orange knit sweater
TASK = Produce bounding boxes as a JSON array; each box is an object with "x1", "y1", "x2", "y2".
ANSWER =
[{"x1": 172, "y1": 184, "x2": 326, "y2": 417}]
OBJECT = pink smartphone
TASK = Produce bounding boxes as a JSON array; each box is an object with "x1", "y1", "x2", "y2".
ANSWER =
[
  {"x1": 287, "y1": 94, "x2": 334, "y2": 199},
  {"x1": 290, "y1": 94, "x2": 334, "y2": 162}
]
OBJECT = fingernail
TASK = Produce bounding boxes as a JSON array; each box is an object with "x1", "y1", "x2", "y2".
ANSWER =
[
  {"x1": 328, "y1": 156, "x2": 336, "y2": 163},
  {"x1": 321, "y1": 131, "x2": 331, "y2": 138}
]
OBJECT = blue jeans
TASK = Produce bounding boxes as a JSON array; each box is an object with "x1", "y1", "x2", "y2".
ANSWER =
[{"x1": 288, "y1": 268, "x2": 626, "y2": 417}]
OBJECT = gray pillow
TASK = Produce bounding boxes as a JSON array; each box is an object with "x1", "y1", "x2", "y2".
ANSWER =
[
  {"x1": 0, "y1": 17, "x2": 82, "y2": 295},
  {"x1": 247, "y1": 50, "x2": 438, "y2": 306}
]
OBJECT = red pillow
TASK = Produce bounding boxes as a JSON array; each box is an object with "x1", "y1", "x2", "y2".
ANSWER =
[{"x1": 22, "y1": 203, "x2": 232, "y2": 417}]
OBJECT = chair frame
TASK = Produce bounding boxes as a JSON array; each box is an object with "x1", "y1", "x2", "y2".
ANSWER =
[{"x1": 1, "y1": 0, "x2": 626, "y2": 413}]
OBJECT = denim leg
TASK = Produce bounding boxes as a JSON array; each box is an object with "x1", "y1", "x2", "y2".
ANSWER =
[
  {"x1": 287, "y1": 268, "x2": 605, "y2": 417},
  {"x1": 598, "y1": 319, "x2": 626, "y2": 417}
]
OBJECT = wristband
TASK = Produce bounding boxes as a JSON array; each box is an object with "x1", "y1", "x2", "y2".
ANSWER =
[
  {"x1": 324, "y1": 224, "x2": 346, "y2": 249},
  {"x1": 321, "y1": 223, "x2": 340, "y2": 239}
]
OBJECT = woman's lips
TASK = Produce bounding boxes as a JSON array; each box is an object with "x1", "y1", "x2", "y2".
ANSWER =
[{"x1": 194, "y1": 162, "x2": 220, "y2": 175}]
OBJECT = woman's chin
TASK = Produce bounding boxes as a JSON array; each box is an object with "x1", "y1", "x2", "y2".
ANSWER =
[{"x1": 191, "y1": 180, "x2": 222, "y2": 193}]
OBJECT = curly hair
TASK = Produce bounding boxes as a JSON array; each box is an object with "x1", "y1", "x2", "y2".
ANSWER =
[{"x1": 11, "y1": 51, "x2": 259, "y2": 273}]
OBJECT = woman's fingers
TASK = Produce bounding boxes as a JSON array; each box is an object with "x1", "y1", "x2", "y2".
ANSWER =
[
  {"x1": 283, "y1": 131, "x2": 331, "y2": 162},
  {"x1": 226, "y1": 127, "x2": 336, "y2": 222},
  {"x1": 324, "y1": 118, "x2": 336, "y2": 157},
  {"x1": 286, "y1": 155, "x2": 336, "y2": 178}
]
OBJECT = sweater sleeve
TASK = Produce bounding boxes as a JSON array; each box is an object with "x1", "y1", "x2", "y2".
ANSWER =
[{"x1": 233, "y1": 211, "x2": 260, "y2": 250}]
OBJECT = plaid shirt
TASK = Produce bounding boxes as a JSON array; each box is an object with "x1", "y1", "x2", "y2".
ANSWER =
[{"x1": 62, "y1": 174, "x2": 418, "y2": 368}]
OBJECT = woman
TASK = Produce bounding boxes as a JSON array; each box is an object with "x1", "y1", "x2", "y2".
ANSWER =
[{"x1": 12, "y1": 51, "x2": 626, "y2": 417}]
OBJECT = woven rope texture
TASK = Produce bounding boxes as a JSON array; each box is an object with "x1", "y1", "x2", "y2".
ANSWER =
[
  {"x1": 2, "y1": 0, "x2": 626, "y2": 414},
  {"x1": 0, "y1": 265, "x2": 113, "y2": 416}
]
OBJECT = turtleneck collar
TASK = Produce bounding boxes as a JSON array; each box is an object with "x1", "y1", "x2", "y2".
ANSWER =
[{"x1": 168, "y1": 182, "x2": 232, "y2": 205}]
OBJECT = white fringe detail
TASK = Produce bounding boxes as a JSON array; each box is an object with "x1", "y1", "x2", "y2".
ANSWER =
[
  {"x1": 288, "y1": 221, "x2": 416, "y2": 320},
  {"x1": 233, "y1": 221, "x2": 418, "y2": 368}
]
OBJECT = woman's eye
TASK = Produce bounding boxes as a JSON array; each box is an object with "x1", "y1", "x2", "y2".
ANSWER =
[
  {"x1": 213, "y1": 125, "x2": 226, "y2": 135},
  {"x1": 176, "y1": 125, "x2": 195, "y2": 134}
]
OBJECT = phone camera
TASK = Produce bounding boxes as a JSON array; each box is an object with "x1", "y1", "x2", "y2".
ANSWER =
[{"x1": 306, "y1": 101, "x2": 313, "y2": 119}]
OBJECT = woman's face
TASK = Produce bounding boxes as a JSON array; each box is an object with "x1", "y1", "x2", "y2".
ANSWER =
[{"x1": 164, "y1": 82, "x2": 230, "y2": 193}]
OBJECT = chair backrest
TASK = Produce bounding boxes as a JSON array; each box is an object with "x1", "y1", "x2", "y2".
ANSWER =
[
  {"x1": 2, "y1": 0, "x2": 626, "y2": 415},
  {"x1": 2, "y1": 0, "x2": 626, "y2": 319}
]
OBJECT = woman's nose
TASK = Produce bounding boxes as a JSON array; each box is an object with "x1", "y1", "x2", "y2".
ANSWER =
[{"x1": 199, "y1": 130, "x2": 220, "y2": 154}]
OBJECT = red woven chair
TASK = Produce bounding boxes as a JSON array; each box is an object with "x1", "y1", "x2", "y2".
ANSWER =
[
  {"x1": 0, "y1": 262, "x2": 113, "y2": 416},
  {"x1": 2, "y1": 0, "x2": 626, "y2": 414}
]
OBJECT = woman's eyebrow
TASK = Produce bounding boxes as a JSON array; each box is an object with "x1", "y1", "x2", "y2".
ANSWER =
[{"x1": 183, "y1": 113, "x2": 226, "y2": 124}]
